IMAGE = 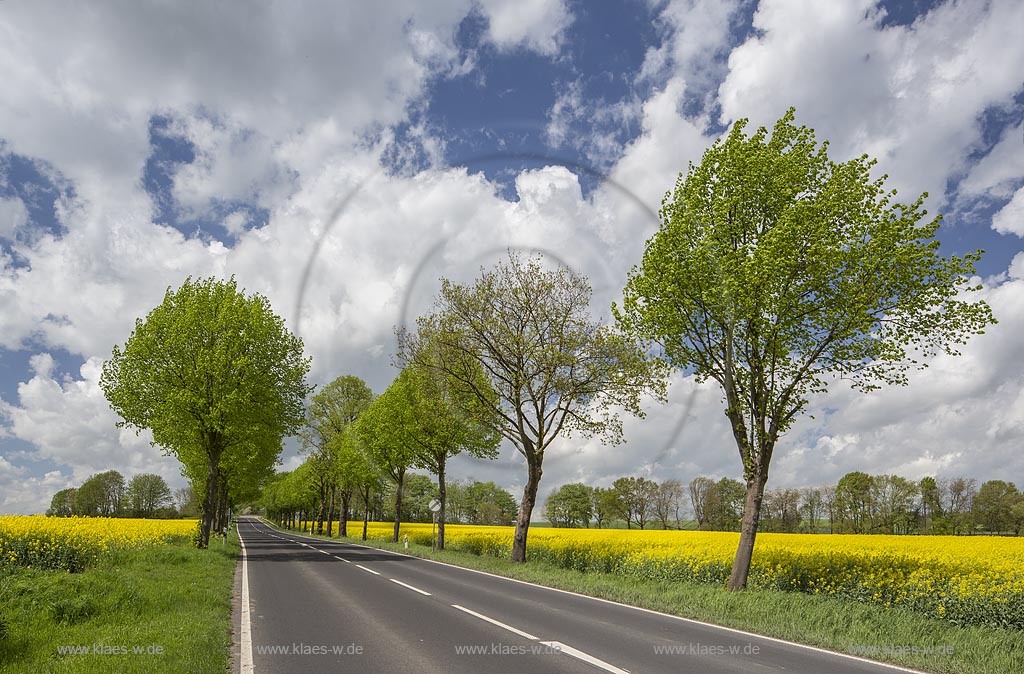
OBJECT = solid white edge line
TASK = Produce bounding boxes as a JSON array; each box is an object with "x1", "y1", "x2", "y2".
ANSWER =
[
  {"x1": 252, "y1": 517, "x2": 928, "y2": 674},
  {"x1": 389, "y1": 578, "x2": 432, "y2": 596},
  {"x1": 356, "y1": 564, "x2": 381, "y2": 575},
  {"x1": 239, "y1": 522, "x2": 254, "y2": 674},
  {"x1": 451, "y1": 604, "x2": 538, "y2": 641},
  {"x1": 542, "y1": 641, "x2": 630, "y2": 674}
]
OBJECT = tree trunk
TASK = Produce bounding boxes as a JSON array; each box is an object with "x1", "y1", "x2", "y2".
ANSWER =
[
  {"x1": 726, "y1": 470, "x2": 769, "y2": 590},
  {"x1": 362, "y1": 500, "x2": 369, "y2": 541},
  {"x1": 511, "y1": 459, "x2": 542, "y2": 562},
  {"x1": 392, "y1": 471, "x2": 405, "y2": 543},
  {"x1": 339, "y1": 491, "x2": 350, "y2": 537},
  {"x1": 212, "y1": 479, "x2": 228, "y2": 534},
  {"x1": 437, "y1": 459, "x2": 446, "y2": 550},
  {"x1": 315, "y1": 482, "x2": 326, "y2": 535},
  {"x1": 326, "y1": 484, "x2": 335, "y2": 537},
  {"x1": 198, "y1": 458, "x2": 221, "y2": 549}
]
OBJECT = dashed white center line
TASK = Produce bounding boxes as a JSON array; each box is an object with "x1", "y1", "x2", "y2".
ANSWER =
[
  {"x1": 542, "y1": 641, "x2": 630, "y2": 674},
  {"x1": 356, "y1": 564, "x2": 381, "y2": 575},
  {"x1": 451, "y1": 604, "x2": 538, "y2": 640},
  {"x1": 389, "y1": 578, "x2": 431, "y2": 596},
  {"x1": 334, "y1": 556, "x2": 352, "y2": 563}
]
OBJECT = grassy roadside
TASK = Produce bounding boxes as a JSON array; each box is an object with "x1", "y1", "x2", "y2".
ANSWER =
[
  {"x1": 0, "y1": 532, "x2": 239, "y2": 674},
  {"x1": 262, "y1": 518, "x2": 1024, "y2": 674}
]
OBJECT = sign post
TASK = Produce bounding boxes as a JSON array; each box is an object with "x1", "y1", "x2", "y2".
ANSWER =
[{"x1": 428, "y1": 498, "x2": 441, "y2": 551}]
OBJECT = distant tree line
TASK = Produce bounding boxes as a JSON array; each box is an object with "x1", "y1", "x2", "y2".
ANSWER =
[
  {"x1": 45, "y1": 471, "x2": 199, "y2": 519},
  {"x1": 544, "y1": 473, "x2": 1024, "y2": 536}
]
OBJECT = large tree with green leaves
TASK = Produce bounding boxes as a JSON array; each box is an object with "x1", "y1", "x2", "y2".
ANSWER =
[
  {"x1": 973, "y1": 480, "x2": 1022, "y2": 533},
  {"x1": 615, "y1": 108, "x2": 997, "y2": 589},
  {"x1": 46, "y1": 488, "x2": 77, "y2": 517},
  {"x1": 403, "y1": 251, "x2": 666, "y2": 562},
  {"x1": 352, "y1": 379, "x2": 418, "y2": 542},
  {"x1": 75, "y1": 470, "x2": 125, "y2": 517},
  {"x1": 300, "y1": 375, "x2": 374, "y2": 536},
  {"x1": 394, "y1": 327, "x2": 501, "y2": 549},
  {"x1": 611, "y1": 476, "x2": 658, "y2": 529},
  {"x1": 125, "y1": 473, "x2": 173, "y2": 518},
  {"x1": 544, "y1": 483, "x2": 594, "y2": 528},
  {"x1": 100, "y1": 276, "x2": 311, "y2": 547}
]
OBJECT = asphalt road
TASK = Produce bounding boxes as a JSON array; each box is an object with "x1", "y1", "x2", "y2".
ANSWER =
[{"x1": 235, "y1": 516, "x2": 923, "y2": 674}]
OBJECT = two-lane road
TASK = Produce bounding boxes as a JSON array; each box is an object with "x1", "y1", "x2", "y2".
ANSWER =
[{"x1": 235, "y1": 516, "x2": 923, "y2": 674}]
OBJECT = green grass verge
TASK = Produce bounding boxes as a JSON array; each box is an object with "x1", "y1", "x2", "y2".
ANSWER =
[
  {"x1": 264, "y1": 518, "x2": 1024, "y2": 674},
  {"x1": 0, "y1": 532, "x2": 239, "y2": 674}
]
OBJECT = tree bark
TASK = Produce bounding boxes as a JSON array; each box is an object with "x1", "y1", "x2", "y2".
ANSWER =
[
  {"x1": 315, "y1": 481, "x2": 326, "y2": 535},
  {"x1": 392, "y1": 470, "x2": 405, "y2": 543},
  {"x1": 212, "y1": 479, "x2": 228, "y2": 535},
  {"x1": 726, "y1": 469, "x2": 769, "y2": 590},
  {"x1": 511, "y1": 458, "x2": 542, "y2": 562},
  {"x1": 326, "y1": 484, "x2": 335, "y2": 537},
  {"x1": 198, "y1": 458, "x2": 221, "y2": 549},
  {"x1": 339, "y1": 490, "x2": 350, "y2": 538}
]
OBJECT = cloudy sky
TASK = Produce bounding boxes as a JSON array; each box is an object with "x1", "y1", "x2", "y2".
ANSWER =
[{"x1": 1, "y1": 0, "x2": 1022, "y2": 515}]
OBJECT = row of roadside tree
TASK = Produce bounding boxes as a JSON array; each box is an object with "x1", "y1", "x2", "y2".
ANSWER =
[
  {"x1": 95, "y1": 110, "x2": 997, "y2": 592},
  {"x1": 263, "y1": 473, "x2": 517, "y2": 535}
]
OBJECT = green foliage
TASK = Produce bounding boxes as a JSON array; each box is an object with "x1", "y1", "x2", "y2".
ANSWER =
[
  {"x1": 835, "y1": 471, "x2": 875, "y2": 533},
  {"x1": 300, "y1": 375, "x2": 374, "y2": 512},
  {"x1": 592, "y1": 487, "x2": 620, "y2": 529},
  {"x1": 400, "y1": 474, "x2": 438, "y2": 523},
  {"x1": 545, "y1": 483, "x2": 594, "y2": 528},
  {"x1": 125, "y1": 474, "x2": 173, "y2": 518},
  {"x1": 396, "y1": 354, "x2": 501, "y2": 475},
  {"x1": 445, "y1": 480, "x2": 518, "y2": 525},
  {"x1": 616, "y1": 107, "x2": 995, "y2": 479},
  {"x1": 410, "y1": 251, "x2": 668, "y2": 451},
  {"x1": 973, "y1": 480, "x2": 1022, "y2": 533},
  {"x1": 46, "y1": 488, "x2": 76, "y2": 517},
  {"x1": 75, "y1": 471, "x2": 125, "y2": 517},
  {"x1": 352, "y1": 381, "x2": 418, "y2": 486},
  {"x1": 688, "y1": 476, "x2": 744, "y2": 531},
  {"x1": 611, "y1": 476, "x2": 659, "y2": 529}
]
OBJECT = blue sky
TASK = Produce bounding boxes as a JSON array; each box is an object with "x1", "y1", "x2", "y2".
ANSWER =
[{"x1": 1, "y1": 0, "x2": 1022, "y2": 514}]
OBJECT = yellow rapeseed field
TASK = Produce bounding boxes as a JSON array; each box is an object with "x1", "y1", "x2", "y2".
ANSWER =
[
  {"x1": 0, "y1": 515, "x2": 196, "y2": 572},
  {"x1": 316, "y1": 520, "x2": 1024, "y2": 630}
]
